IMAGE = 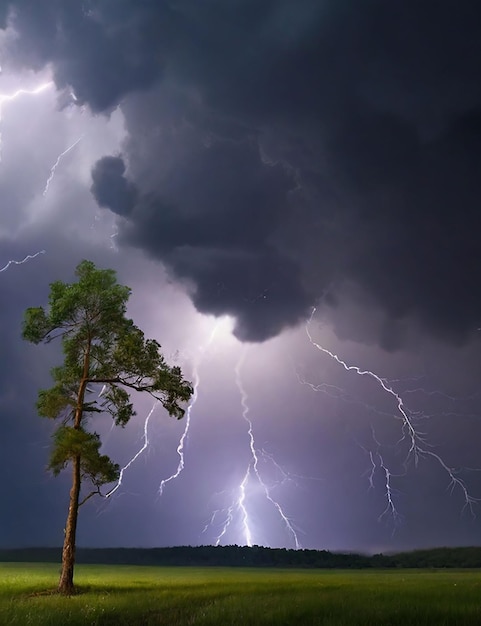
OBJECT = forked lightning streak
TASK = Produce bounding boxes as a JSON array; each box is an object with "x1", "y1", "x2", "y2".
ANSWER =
[{"x1": 305, "y1": 307, "x2": 478, "y2": 520}]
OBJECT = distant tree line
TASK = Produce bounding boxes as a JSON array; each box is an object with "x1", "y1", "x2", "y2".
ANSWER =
[{"x1": 2, "y1": 546, "x2": 481, "y2": 569}]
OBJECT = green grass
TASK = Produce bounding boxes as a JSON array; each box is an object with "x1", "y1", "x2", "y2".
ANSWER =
[{"x1": 1, "y1": 563, "x2": 481, "y2": 625}]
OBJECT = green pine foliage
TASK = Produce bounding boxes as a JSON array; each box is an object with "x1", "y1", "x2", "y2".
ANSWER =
[
  {"x1": 48, "y1": 426, "x2": 119, "y2": 487},
  {"x1": 23, "y1": 259, "x2": 192, "y2": 491}
]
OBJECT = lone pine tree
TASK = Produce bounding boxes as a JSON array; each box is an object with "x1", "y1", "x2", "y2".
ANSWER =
[{"x1": 22, "y1": 260, "x2": 193, "y2": 595}]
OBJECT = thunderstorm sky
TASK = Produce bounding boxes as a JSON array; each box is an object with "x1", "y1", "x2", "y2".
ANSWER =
[{"x1": 1, "y1": 0, "x2": 481, "y2": 554}]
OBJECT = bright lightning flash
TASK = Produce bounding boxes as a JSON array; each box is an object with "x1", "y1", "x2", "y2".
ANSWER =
[
  {"x1": 211, "y1": 349, "x2": 302, "y2": 548},
  {"x1": 305, "y1": 307, "x2": 478, "y2": 522},
  {"x1": 0, "y1": 82, "x2": 52, "y2": 105},
  {"x1": 0, "y1": 81, "x2": 53, "y2": 160}
]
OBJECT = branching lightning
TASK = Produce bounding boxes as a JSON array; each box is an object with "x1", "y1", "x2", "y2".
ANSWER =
[
  {"x1": 305, "y1": 307, "x2": 479, "y2": 521},
  {"x1": 357, "y1": 426, "x2": 404, "y2": 527},
  {"x1": 0, "y1": 250, "x2": 45, "y2": 273},
  {"x1": 211, "y1": 349, "x2": 302, "y2": 548},
  {"x1": 43, "y1": 135, "x2": 84, "y2": 196},
  {"x1": 101, "y1": 323, "x2": 220, "y2": 508}
]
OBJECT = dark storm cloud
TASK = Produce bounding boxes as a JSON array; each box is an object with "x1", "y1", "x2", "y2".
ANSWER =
[
  {"x1": 91, "y1": 156, "x2": 137, "y2": 216},
  {"x1": 91, "y1": 144, "x2": 312, "y2": 342},
  {"x1": 6, "y1": 0, "x2": 481, "y2": 346},
  {"x1": 354, "y1": 112, "x2": 481, "y2": 338},
  {"x1": 3, "y1": 0, "x2": 173, "y2": 111}
]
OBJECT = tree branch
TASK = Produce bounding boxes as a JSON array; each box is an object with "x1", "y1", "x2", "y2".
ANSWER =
[
  {"x1": 78, "y1": 487, "x2": 102, "y2": 507},
  {"x1": 87, "y1": 377, "x2": 160, "y2": 396}
]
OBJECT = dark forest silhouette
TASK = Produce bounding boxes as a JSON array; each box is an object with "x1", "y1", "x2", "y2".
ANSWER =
[{"x1": 2, "y1": 545, "x2": 481, "y2": 569}]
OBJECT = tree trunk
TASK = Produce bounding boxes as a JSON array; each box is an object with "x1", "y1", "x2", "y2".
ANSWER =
[
  {"x1": 58, "y1": 339, "x2": 91, "y2": 595},
  {"x1": 58, "y1": 454, "x2": 81, "y2": 594}
]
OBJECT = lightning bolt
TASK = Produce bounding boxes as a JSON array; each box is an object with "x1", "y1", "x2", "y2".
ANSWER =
[
  {"x1": 0, "y1": 82, "x2": 53, "y2": 161},
  {"x1": 0, "y1": 83, "x2": 53, "y2": 272},
  {"x1": 101, "y1": 323, "x2": 219, "y2": 504},
  {"x1": 356, "y1": 426, "x2": 404, "y2": 527},
  {"x1": 231, "y1": 352, "x2": 254, "y2": 546},
  {"x1": 0, "y1": 250, "x2": 45, "y2": 273},
  {"x1": 0, "y1": 82, "x2": 52, "y2": 104},
  {"x1": 157, "y1": 369, "x2": 198, "y2": 496},
  {"x1": 305, "y1": 307, "x2": 479, "y2": 521},
  {"x1": 366, "y1": 448, "x2": 402, "y2": 526},
  {"x1": 105, "y1": 402, "x2": 158, "y2": 498},
  {"x1": 158, "y1": 324, "x2": 220, "y2": 497},
  {"x1": 212, "y1": 349, "x2": 302, "y2": 548},
  {"x1": 43, "y1": 135, "x2": 84, "y2": 196}
]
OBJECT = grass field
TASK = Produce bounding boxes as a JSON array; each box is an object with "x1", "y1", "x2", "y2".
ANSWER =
[{"x1": 1, "y1": 563, "x2": 481, "y2": 625}]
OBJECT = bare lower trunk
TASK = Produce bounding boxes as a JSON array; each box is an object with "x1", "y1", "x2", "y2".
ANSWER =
[{"x1": 58, "y1": 455, "x2": 81, "y2": 595}]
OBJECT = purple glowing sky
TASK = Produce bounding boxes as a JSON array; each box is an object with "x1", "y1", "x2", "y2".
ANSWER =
[{"x1": 1, "y1": 1, "x2": 481, "y2": 554}]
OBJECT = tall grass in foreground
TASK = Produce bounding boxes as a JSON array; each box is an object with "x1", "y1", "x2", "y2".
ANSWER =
[{"x1": 1, "y1": 563, "x2": 481, "y2": 625}]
